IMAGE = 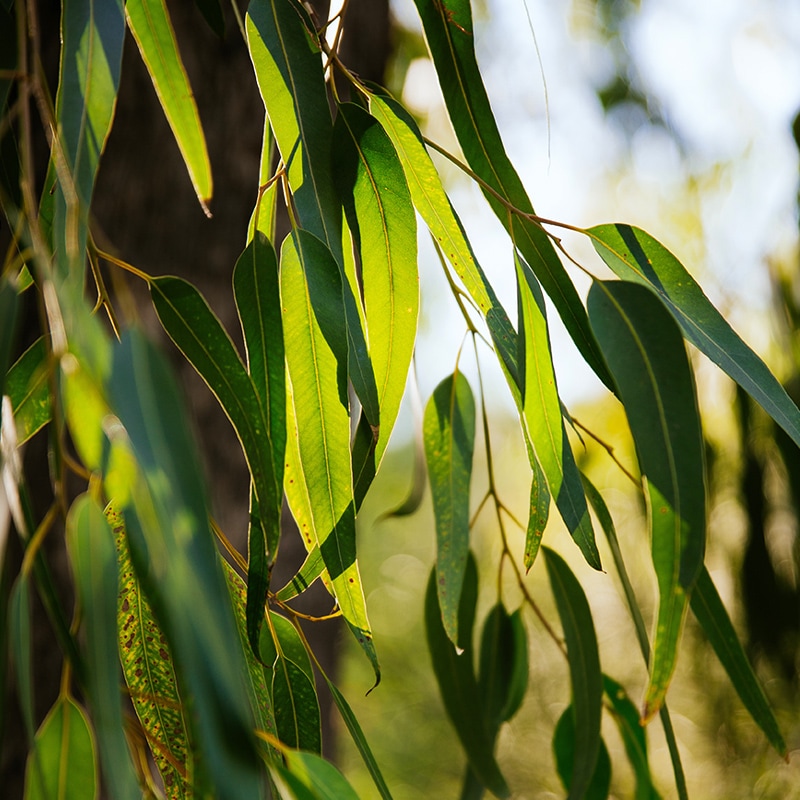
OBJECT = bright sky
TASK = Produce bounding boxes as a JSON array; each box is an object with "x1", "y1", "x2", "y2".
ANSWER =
[{"x1": 391, "y1": 0, "x2": 800, "y2": 406}]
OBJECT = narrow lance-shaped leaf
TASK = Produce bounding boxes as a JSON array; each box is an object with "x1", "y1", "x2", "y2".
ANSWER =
[
  {"x1": 424, "y1": 372, "x2": 476, "y2": 645},
  {"x1": 517, "y1": 257, "x2": 600, "y2": 569},
  {"x1": 368, "y1": 93, "x2": 519, "y2": 391},
  {"x1": 691, "y1": 567, "x2": 787, "y2": 758},
  {"x1": 24, "y1": 695, "x2": 98, "y2": 800},
  {"x1": 588, "y1": 280, "x2": 706, "y2": 722},
  {"x1": 542, "y1": 547, "x2": 603, "y2": 800},
  {"x1": 150, "y1": 276, "x2": 281, "y2": 656},
  {"x1": 412, "y1": 0, "x2": 613, "y2": 391},
  {"x1": 272, "y1": 660, "x2": 322, "y2": 753},
  {"x1": 280, "y1": 231, "x2": 378, "y2": 682},
  {"x1": 523, "y1": 456, "x2": 550, "y2": 570},
  {"x1": 425, "y1": 553, "x2": 510, "y2": 799},
  {"x1": 552, "y1": 706, "x2": 611, "y2": 800},
  {"x1": 0, "y1": 276, "x2": 19, "y2": 421},
  {"x1": 126, "y1": 0, "x2": 212, "y2": 211},
  {"x1": 5, "y1": 337, "x2": 52, "y2": 445},
  {"x1": 333, "y1": 102, "x2": 419, "y2": 463},
  {"x1": 66, "y1": 495, "x2": 139, "y2": 800},
  {"x1": 589, "y1": 223, "x2": 800, "y2": 449},
  {"x1": 246, "y1": 0, "x2": 341, "y2": 260},
  {"x1": 107, "y1": 503, "x2": 192, "y2": 799},
  {"x1": 282, "y1": 750, "x2": 361, "y2": 800}
]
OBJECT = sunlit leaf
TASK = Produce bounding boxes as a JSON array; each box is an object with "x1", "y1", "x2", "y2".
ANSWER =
[
  {"x1": 523, "y1": 457, "x2": 549, "y2": 570},
  {"x1": 412, "y1": 0, "x2": 612, "y2": 391},
  {"x1": 151, "y1": 275, "x2": 281, "y2": 655},
  {"x1": 691, "y1": 567, "x2": 787, "y2": 758},
  {"x1": 126, "y1": 0, "x2": 212, "y2": 210},
  {"x1": 274, "y1": 547, "x2": 326, "y2": 603},
  {"x1": 517, "y1": 256, "x2": 599, "y2": 569},
  {"x1": 283, "y1": 750, "x2": 361, "y2": 800},
  {"x1": 423, "y1": 371, "x2": 476, "y2": 645},
  {"x1": 248, "y1": 120, "x2": 278, "y2": 241},
  {"x1": 66, "y1": 495, "x2": 138, "y2": 799},
  {"x1": 4, "y1": 337, "x2": 52, "y2": 445},
  {"x1": 246, "y1": 0, "x2": 341, "y2": 259},
  {"x1": 368, "y1": 93, "x2": 519, "y2": 390},
  {"x1": 24, "y1": 696, "x2": 97, "y2": 800},
  {"x1": 589, "y1": 223, "x2": 800, "y2": 449},
  {"x1": 588, "y1": 280, "x2": 706, "y2": 721},
  {"x1": 603, "y1": 675, "x2": 661, "y2": 800},
  {"x1": 280, "y1": 231, "x2": 378, "y2": 681},
  {"x1": 552, "y1": 706, "x2": 611, "y2": 800},
  {"x1": 425, "y1": 554, "x2": 510, "y2": 798},
  {"x1": 333, "y1": 101, "x2": 419, "y2": 463},
  {"x1": 543, "y1": 547, "x2": 602, "y2": 800}
]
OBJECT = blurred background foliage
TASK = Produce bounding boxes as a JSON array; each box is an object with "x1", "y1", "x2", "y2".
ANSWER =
[{"x1": 333, "y1": 0, "x2": 800, "y2": 797}]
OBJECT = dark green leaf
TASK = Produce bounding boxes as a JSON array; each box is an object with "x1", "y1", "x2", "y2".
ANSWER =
[
  {"x1": 517, "y1": 256, "x2": 599, "y2": 569},
  {"x1": 0, "y1": 277, "x2": 19, "y2": 423},
  {"x1": 590, "y1": 223, "x2": 800, "y2": 449},
  {"x1": 424, "y1": 372, "x2": 476, "y2": 645},
  {"x1": 588, "y1": 280, "x2": 706, "y2": 721},
  {"x1": 553, "y1": 707, "x2": 611, "y2": 800},
  {"x1": 603, "y1": 675, "x2": 661, "y2": 800},
  {"x1": 259, "y1": 612, "x2": 314, "y2": 685},
  {"x1": 691, "y1": 567, "x2": 787, "y2": 757},
  {"x1": 273, "y1": 659, "x2": 321, "y2": 753},
  {"x1": 5, "y1": 337, "x2": 52, "y2": 445},
  {"x1": 412, "y1": 0, "x2": 613, "y2": 391},
  {"x1": 542, "y1": 547, "x2": 602, "y2": 800},
  {"x1": 66, "y1": 495, "x2": 138, "y2": 799},
  {"x1": 425, "y1": 554, "x2": 510, "y2": 798},
  {"x1": 9, "y1": 575, "x2": 34, "y2": 743}
]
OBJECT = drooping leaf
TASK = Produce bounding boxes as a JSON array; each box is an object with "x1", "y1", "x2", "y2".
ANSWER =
[
  {"x1": 108, "y1": 503, "x2": 192, "y2": 799},
  {"x1": 248, "y1": 118, "x2": 279, "y2": 242},
  {"x1": 66, "y1": 495, "x2": 138, "y2": 800},
  {"x1": 425, "y1": 554, "x2": 510, "y2": 798},
  {"x1": 43, "y1": 0, "x2": 125, "y2": 271},
  {"x1": 274, "y1": 547, "x2": 326, "y2": 603},
  {"x1": 126, "y1": 0, "x2": 212, "y2": 210},
  {"x1": 0, "y1": 276, "x2": 19, "y2": 420},
  {"x1": 325, "y1": 678, "x2": 394, "y2": 800},
  {"x1": 272, "y1": 659, "x2": 321, "y2": 753},
  {"x1": 24, "y1": 695, "x2": 97, "y2": 800},
  {"x1": 259, "y1": 612, "x2": 314, "y2": 685},
  {"x1": 552, "y1": 706, "x2": 611, "y2": 800},
  {"x1": 588, "y1": 280, "x2": 706, "y2": 722},
  {"x1": 282, "y1": 750, "x2": 361, "y2": 800},
  {"x1": 333, "y1": 102, "x2": 419, "y2": 463},
  {"x1": 9, "y1": 575, "x2": 34, "y2": 743},
  {"x1": 517, "y1": 256, "x2": 599, "y2": 569},
  {"x1": 424, "y1": 371, "x2": 476, "y2": 645},
  {"x1": 108, "y1": 331, "x2": 264, "y2": 798},
  {"x1": 368, "y1": 93, "x2": 519, "y2": 391},
  {"x1": 246, "y1": 0, "x2": 341, "y2": 260},
  {"x1": 589, "y1": 223, "x2": 800, "y2": 449},
  {"x1": 150, "y1": 275, "x2": 281, "y2": 657},
  {"x1": 412, "y1": 0, "x2": 613, "y2": 391},
  {"x1": 542, "y1": 547, "x2": 602, "y2": 800},
  {"x1": 5, "y1": 337, "x2": 52, "y2": 445},
  {"x1": 523, "y1": 457, "x2": 550, "y2": 570},
  {"x1": 603, "y1": 675, "x2": 661, "y2": 800},
  {"x1": 691, "y1": 567, "x2": 787, "y2": 758},
  {"x1": 280, "y1": 231, "x2": 378, "y2": 681}
]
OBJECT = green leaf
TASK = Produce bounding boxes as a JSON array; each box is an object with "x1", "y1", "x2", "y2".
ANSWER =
[
  {"x1": 523, "y1": 457, "x2": 549, "y2": 570},
  {"x1": 588, "y1": 280, "x2": 706, "y2": 721},
  {"x1": 108, "y1": 503, "x2": 192, "y2": 799},
  {"x1": 248, "y1": 120, "x2": 278, "y2": 241},
  {"x1": 517, "y1": 256, "x2": 600, "y2": 569},
  {"x1": 126, "y1": 0, "x2": 212, "y2": 210},
  {"x1": 275, "y1": 547, "x2": 326, "y2": 602},
  {"x1": 603, "y1": 675, "x2": 661, "y2": 800},
  {"x1": 66, "y1": 495, "x2": 138, "y2": 800},
  {"x1": 333, "y1": 102, "x2": 419, "y2": 464},
  {"x1": 0, "y1": 276, "x2": 19, "y2": 416},
  {"x1": 412, "y1": 0, "x2": 613, "y2": 391},
  {"x1": 9, "y1": 575, "x2": 35, "y2": 743},
  {"x1": 368, "y1": 93, "x2": 519, "y2": 390},
  {"x1": 151, "y1": 275, "x2": 281, "y2": 656},
  {"x1": 272, "y1": 659, "x2": 321, "y2": 753},
  {"x1": 280, "y1": 231, "x2": 378, "y2": 682},
  {"x1": 542, "y1": 547, "x2": 602, "y2": 800},
  {"x1": 24, "y1": 696, "x2": 98, "y2": 800},
  {"x1": 246, "y1": 0, "x2": 341, "y2": 260},
  {"x1": 109, "y1": 330, "x2": 264, "y2": 798},
  {"x1": 43, "y1": 0, "x2": 125, "y2": 270},
  {"x1": 478, "y1": 605, "x2": 528, "y2": 730},
  {"x1": 425, "y1": 554, "x2": 510, "y2": 799},
  {"x1": 283, "y1": 750, "x2": 361, "y2": 800},
  {"x1": 325, "y1": 678, "x2": 394, "y2": 800},
  {"x1": 691, "y1": 567, "x2": 787, "y2": 758},
  {"x1": 589, "y1": 223, "x2": 800, "y2": 449},
  {"x1": 5, "y1": 337, "x2": 52, "y2": 445},
  {"x1": 259, "y1": 612, "x2": 314, "y2": 685},
  {"x1": 552, "y1": 707, "x2": 611, "y2": 800},
  {"x1": 424, "y1": 371, "x2": 476, "y2": 645}
]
